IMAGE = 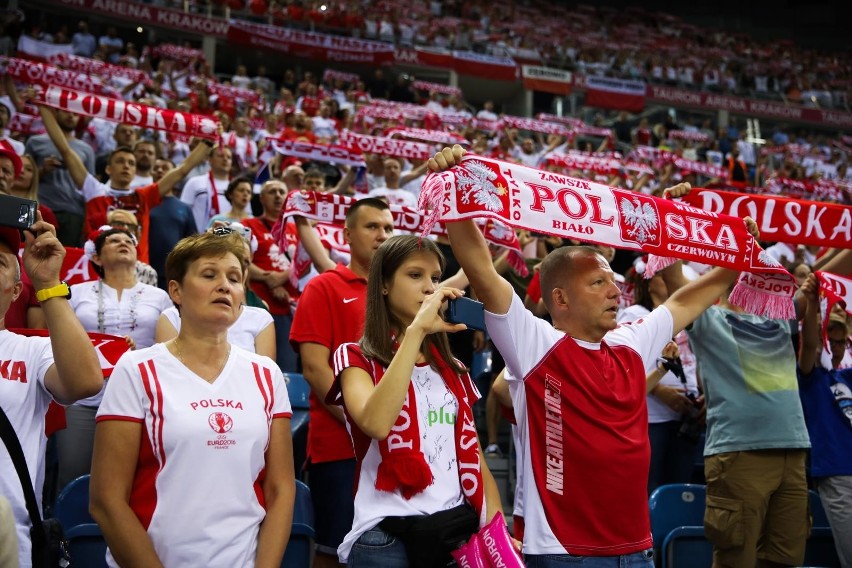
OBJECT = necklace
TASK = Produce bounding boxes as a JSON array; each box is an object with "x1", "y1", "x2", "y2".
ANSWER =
[
  {"x1": 97, "y1": 280, "x2": 143, "y2": 333},
  {"x1": 172, "y1": 336, "x2": 231, "y2": 380}
]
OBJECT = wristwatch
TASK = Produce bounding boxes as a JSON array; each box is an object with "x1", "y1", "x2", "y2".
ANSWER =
[{"x1": 36, "y1": 281, "x2": 72, "y2": 303}]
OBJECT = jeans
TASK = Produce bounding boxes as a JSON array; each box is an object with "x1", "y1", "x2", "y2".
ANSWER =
[
  {"x1": 272, "y1": 312, "x2": 299, "y2": 373},
  {"x1": 525, "y1": 548, "x2": 654, "y2": 567},
  {"x1": 347, "y1": 527, "x2": 409, "y2": 568}
]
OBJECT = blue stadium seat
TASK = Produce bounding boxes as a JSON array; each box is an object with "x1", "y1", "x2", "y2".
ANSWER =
[
  {"x1": 65, "y1": 524, "x2": 108, "y2": 568},
  {"x1": 649, "y1": 483, "x2": 710, "y2": 568},
  {"x1": 284, "y1": 373, "x2": 311, "y2": 479},
  {"x1": 281, "y1": 480, "x2": 315, "y2": 568},
  {"x1": 53, "y1": 475, "x2": 94, "y2": 529},
  {"x1": 805, "y1": 489, "x2": 841, "y2": 567},
  {"x1": 54, "y1": 475, "x2": 108, "y2": 567}
]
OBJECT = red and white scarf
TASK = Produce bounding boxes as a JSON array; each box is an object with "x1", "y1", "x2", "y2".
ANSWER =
[
  {"x1": 536, "y1": 113, "x2": 585, "y2": 129},
  {"x1": 276, "y1": 191, "x2": 528, "y2": 276},
  {"x1": 673, "y1": 157, "x2": 726, "y2": 179},
  {"x1": 815, "y1": 271, "x2": 852, "y2": 347},
  {"x1": 501, "y1": 115, "x2": 571, "y2": 137},
  {"x1": 36, "y1": 85, "x2": 220, "y2": 140},
  {"x1": 147, "y1": 44, "x2": 204, "y2": 62},
  {"x1": 419, "y1": 154, "x2": 796, "y2": 319},
  {"x1": 351, "y1": 344, "x2": 485, "y2": 523},
  {"x1": 207, "y1": 82, "x2": 261, "y2": 104},
  {"x1": 2, "y1": 56, "x2": 120, "y2": 98},
  {"x1": 387, "y1": 127, "x2": 468, "y2": 146},
  {"x1": 669, "y1": 130, "x2": 711, "y2": 143},
  {"x1": 682, "y1": 188, "x2": 852, "y2": 248},
  {"x1": 266, "y1": 138, "x2": 366, "y2": 168},
  {"x1": 340, "y1": 130, "x2": 434, "y2": 161},
  {"x1": 411, "y1": 80, "x2": 462, "y2": 97},
  {"x1": 48, "y1": 53, "x2": 147, "y2": 84},
  {"x1": 323, "y1": 69, "x2": 361, "y2": 84}
]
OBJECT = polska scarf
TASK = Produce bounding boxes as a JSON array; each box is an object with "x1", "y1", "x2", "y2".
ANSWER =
[
  {"x1": 337, "y1": 343, "x2": 485, "y2": 524},
  {"x1": 36, "y1": 85, "x2": 220, "y2": 140},
  {"x1": 387, "y1": 127, "x2": 468, "y2": 146},
  {"x1": 276, "y1": 190, "x2": 528, "y2": 276},
  {"x1": 419, "y1": 154, "x2": 796, "y2": 319},
  {"x1": 48, "y1": 53, "x2": 148, "y2": 84},
  {"x1": 682, "y1": 189, "x2": 852, "y2": 248},
  {"x1": 340, "y1": 130, "x2": 435, "y2": 161},
  {"x1": 2, "y1": 56, "x2": 120, "y2": 98}
]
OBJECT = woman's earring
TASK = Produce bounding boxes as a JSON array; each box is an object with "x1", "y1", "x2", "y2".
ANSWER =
[{"x1": 382, "y1": 289, "x2": 388, "y2": 295}]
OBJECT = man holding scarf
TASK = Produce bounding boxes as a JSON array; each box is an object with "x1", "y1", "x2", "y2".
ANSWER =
[{"x1": 429, "y1": 146, "x2": 761, "y2": 567}]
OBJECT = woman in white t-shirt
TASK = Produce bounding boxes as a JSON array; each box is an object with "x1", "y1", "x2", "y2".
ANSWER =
[
  {"x1": 90, "y1": 231, "x2": 295, "y2": 567},
  {"x1": 56, "y1": 226, "x2": 173, "y2": 490},
  {"x1": 331, "y1": 235, "x2": 502, "y2": 567},
  {"x1": 617, "y1": 264, "x2": 702, "y2": 494}
]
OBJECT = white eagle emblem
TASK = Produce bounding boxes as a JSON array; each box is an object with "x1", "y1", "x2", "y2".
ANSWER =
[
  {"x1": 457, "y1": 160, "x2": 507, "y2": 212},
  {"x1": 487, "y1": 221, "x2": 513, "y2": 241},
  {"x1": 199, "y1": 118, "x2": 218, "y2": 135},
  {"x1": 757, "y1": 250, "x2": 782, "y2": 267},
  {"x1": 289, "y1": 192, "x2": 313, "y2": 213},
  {"x1": 619, "y1": 197, "x2": 658, "y2": 243}
]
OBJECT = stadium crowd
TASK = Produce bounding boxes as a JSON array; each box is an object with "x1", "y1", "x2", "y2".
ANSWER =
[{"x1": 0, "y1": 4, "x2": 851, "y2": 568}]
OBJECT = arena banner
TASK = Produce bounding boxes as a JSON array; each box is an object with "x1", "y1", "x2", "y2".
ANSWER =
[
  {"x1": 647, "y1": 85, "x2": 852, "y2": 129},
  {"x1": 394, "y1": 47, "x2": 517, "y2": 82},
  {"x1": 53, "y1": 0, "x2": 229, "y2": 36},
  {"x1": 419, "y1": 154, "x2": 796, "y2": 319},
  {"x1": 522, "y1": 66, "x2": 573, "y2": 96},
  {"x1": 227, "y1": 20, "x2": 395, "y2": 65},
  {"x1": 452, "y1": 51, "x2": 518, "y2": 82},
  {"x1": 682, "y1": 189, "x2": 852, "y2": 248},
  {"x1": 584, "y1": 76, "x2": 647, "y2": 113}
]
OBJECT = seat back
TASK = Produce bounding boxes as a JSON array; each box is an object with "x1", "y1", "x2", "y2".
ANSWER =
[
  {"x1": 53, "y1": 475, "x2": 95, "y2": 530},
  {"x1": 281, "y1": 480, "x2": 315, "y2": 568},
  {"x1": 649, "y1": 484, "x2": 706, "y2": 553},
  {"x1": 285, "y1": 373, "x2": 311, "y2": 410}
]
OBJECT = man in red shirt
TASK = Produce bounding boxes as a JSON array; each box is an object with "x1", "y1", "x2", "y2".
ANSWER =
[
  {"x1": 244, "y1": 180, "x2": 303, "y2": 373},
  {"x1": 37, "y1": 106, "x2": 211, "y2": 264},
  {"x1": 290, "y1": 198, "x2": 393, "y2": 567}
]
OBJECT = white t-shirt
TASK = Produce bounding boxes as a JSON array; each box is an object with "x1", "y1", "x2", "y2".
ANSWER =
[
  {"x1": 97, "y1": 343, "x2": 291, "y2": 568},
  {"x1": 161, "y1": 305, "x2": 273, "y2": 353},
  {"x1": 333, "y1": 356, "x2": 473, "y2": 562},
  {"x1": 366, "y1": 187, "x2": 417, "y2": 208},
  {"x1": 0, "y1": 330, "x2": 55, "y2": 568},
  {"x1": 617, "y1": 304, "x2": 699, "y2": 422},
  {"x1": 180, "y1": 173, "x2": 231, "y2": 233},
  {"x1": 131, "y1": 174, "x2": 154, "y2": 189},
  {"x1": 70, "y1": 280, "x2": 172, "y2": 406}
]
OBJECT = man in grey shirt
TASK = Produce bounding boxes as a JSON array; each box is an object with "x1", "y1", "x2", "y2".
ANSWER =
[{"x1": 25, "y1": 110, "x2": 94, "y2": 246}]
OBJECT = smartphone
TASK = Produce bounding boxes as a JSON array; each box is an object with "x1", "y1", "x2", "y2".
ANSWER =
[
  {"x1": 446, "y1": 297, "x2": 486, "y2": 331},
  {"x1": 0, "y1": 194, "x2": 37, "y2": 231}
]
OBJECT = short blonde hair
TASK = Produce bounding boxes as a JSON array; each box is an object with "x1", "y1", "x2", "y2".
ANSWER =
[{"x1": 165, "y1": 232, "x2": 248, "y2": 286}]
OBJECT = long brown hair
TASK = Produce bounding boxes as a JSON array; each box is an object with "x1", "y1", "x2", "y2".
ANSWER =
[{"x1": 360, "y1": 235, "x2": 466, "y2": 375}]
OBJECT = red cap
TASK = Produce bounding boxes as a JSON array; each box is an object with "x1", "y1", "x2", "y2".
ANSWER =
[
  {"x1": 0, "y1": 226, "x2": 22, "y2": 253},
  {"x1": 0, "y1": 140, "x2": 22, "y2": 178}
]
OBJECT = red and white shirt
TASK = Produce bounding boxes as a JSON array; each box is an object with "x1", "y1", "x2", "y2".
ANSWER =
[
  {"x1": 180, "y1": 173, "x2": 231, "y2": 232},
  {"x1": 331, "y1": 345, "x2": 480, "y2": 563},
  {"x1": 488, "y1": 294, "x2": 673, "y2": 556},
  {"x1": 0, "y1": 330, "x2": 55, "y2": 568},
  {"x1": 224, "y1": 132, "x2": 258, "y2": 168},
  {"x1": 96, "y1": 343, "x2": 291, "y2": 567},
  {"x1": 82, "y1": 174, "x2": 161, "y2": 263}
]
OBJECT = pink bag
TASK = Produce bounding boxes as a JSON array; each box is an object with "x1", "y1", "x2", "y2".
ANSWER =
[
  {"x1": 478, "y1": 514, "x2": 524, "y2": 568},
  {"x1": 451, "y1": 533, "x2": 490, "y2": 568}
]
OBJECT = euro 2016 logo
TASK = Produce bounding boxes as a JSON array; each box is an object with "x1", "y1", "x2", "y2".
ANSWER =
[{"x1": 208, "y1": 412, "x2": 233, "y2": 434}]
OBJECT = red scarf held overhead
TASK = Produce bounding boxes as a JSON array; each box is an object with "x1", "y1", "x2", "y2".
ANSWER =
[
  {"x1": 365, "y1": 344, "x2": 485, "y2": 524},
  {"x1": 681, "y1": 189, "x2": 852, "y2": 248},
  {"x1": 816, "y1": 271, "x2": 852, "y2": 342},
  {"x1": 275, "y1": 190, "x2": 527, "y2": 276},
  {"x1": 36, "y1": 85, "x2": 220, "y2": 140},
  {"x1": 419, "y1": 154, "x2": 796, "y2": 319}
]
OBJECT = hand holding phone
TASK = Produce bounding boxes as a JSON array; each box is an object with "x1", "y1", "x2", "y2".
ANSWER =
[{"x1": 446, "y1": 297, "x2": 486, "y2": 332}]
